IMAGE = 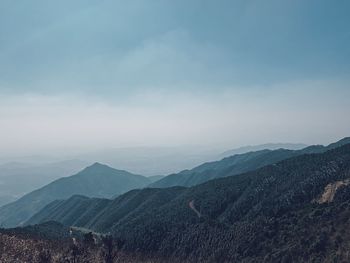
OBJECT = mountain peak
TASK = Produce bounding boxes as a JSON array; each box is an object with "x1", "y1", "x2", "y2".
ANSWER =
[
  {"x1": 78, "y1": 162, "x2": 115, "y2": 175},
  {"x1": 0, "y1": 161, "x2": 150, "y2": 227},
  {"x1": 88, "y1": 162, "x2": 111, "y2": 169},
  {"x1": 327, "y1": 137, "x2": 350, "y2": 150},
  {"x1": 90, "y1": 162, "x2": 106, "y2": 167}
]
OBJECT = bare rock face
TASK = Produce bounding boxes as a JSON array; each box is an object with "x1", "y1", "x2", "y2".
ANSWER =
[{"x1": 315, "y1": 179, "x2": 350, "y2": 204}]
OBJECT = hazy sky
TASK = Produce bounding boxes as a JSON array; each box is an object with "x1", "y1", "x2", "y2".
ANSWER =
[{"x1": 0, "y1": 0, "x2": 349, "y2": 156}]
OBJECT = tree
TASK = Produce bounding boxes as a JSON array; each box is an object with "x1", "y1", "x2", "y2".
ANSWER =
[
  {"x1": 101, "y1": 235, "x2": 118, "y2": 263},
  {"x1": 37, "y1": 249, "x2": 52, "y2": 263},
  {"x1": 69, "y1": 243, "x2": 80, "y2": 263},
  {"x1": 83, "y1": 232, "x2": 94, "y2": 247}
]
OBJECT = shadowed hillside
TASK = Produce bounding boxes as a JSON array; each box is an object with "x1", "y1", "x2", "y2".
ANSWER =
[
  {"x1": 150, "y1": 137, "x2": 350, "y2": 188},
  {"x1": 26, "y1": 142, "x2": 350, "y2": 262},
  {"x1": 0, "y1": 163, "x2": 150, "y2": 228}
]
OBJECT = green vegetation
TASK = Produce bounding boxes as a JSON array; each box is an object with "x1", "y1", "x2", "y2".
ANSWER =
[
  {"x1": 24, "y1": 142, "x2": 350, "y2": 262},
  {"x1": 0, "y1": 163, "x2": 151, "y2": 228},
  {"x1": 150, "y1": 137, "x2": 350, "y2": 188}
]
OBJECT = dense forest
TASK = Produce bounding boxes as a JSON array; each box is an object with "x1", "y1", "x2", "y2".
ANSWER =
[
  {"x1": 7, "y1": 143, "x2": 349, "y2": 262},
  {"x1": 150, "y1": 137, "x2": 350, "y2": 188},
  {"x1": 0, "y1": 163, "x2": 150, "y2": 228},
  {"x1": 0, "y1": 228, "x2": 167, "y2": 263}
]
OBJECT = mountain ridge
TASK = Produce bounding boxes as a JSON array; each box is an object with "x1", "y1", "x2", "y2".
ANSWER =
[
  {"x1": 26, "y1": 142, "x2": 350, "y2": 262},
  {"x1": 150, "y1": 137, "x2": 350, "y2": 188},
  {"x1": 219, "y1": 142, "x2": 307, "y2": 158},
  {"x1": 0, "y1": 162, "x2": 150, "y2": 228},
  {"x1": 0, "y1": 159, "x2": 89, "y2": 206}
]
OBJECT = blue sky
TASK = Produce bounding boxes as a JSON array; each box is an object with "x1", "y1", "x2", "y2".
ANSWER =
[{"x1": 0, "y1": 0, "x2": 349, "y2": 155}]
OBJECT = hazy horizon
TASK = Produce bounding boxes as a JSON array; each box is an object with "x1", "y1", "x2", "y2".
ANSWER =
[
  {"x1": 1, "y1": 0, "x2": 349, "y2": 158},
  {"x1": 1, "y1": 2, "x2": 350, "y2": 261}
]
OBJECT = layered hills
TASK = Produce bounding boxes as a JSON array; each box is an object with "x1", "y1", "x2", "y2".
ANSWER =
[
  {"x1": 0, "y1": 163, "x2": 150, "y2": 228},
  {"x1": 26, "y1": 142, "x2": 350, "y2": 262},
  {"x1": 150, "y1": 137, "x2": 350, "y2": 188}
]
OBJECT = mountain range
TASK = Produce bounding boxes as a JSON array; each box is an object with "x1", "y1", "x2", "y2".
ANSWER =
[
  {"x1": 219, "y1": 142, "x2": 307, "y2": 158},
  {"x1": 0, "y1": 159, "x2": 88, "y2": 206},
  {"x1": 0, "y1": 163, "x2": 150, "y2": 227},
  {"x1": 24, "y1": 141, "x2": 350, "y2": 262},
  {"x1": 150, "y1": 137, "x2": 350, "y2": 188},
  {"x1": 1, "y1": 138, "x2": 349, "y2": 229}
]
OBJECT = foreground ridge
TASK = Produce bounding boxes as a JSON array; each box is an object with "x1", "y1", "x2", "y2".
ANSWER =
[{"x1": 17, "y1": 142, "x2": 350, "y2": 262}]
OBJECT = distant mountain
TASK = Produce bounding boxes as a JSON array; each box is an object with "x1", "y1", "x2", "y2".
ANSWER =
[
  {"x1": 0, "y1": 159, "x2": 89, "y2": 206},
  {"x1": 75, "y1": 146, "x2": 217, "y2": 176},
  {"x1": 0, "y1": 195, "x2": 16, "y2": 207},
  {"x1": 150, "y1": 137, "x2": 350, "y2": 188},
  {"x1": 148, "y1": 175, "x2": 165, "y2": 182},
  {"x1": 27, "y1": 142, "x2": 350, "y2": 262},
  {"x1": 0, "y1": 163, "x2": 150, "y2": 228},
  {"x1": 219, "y1": 142, "x2": 307, "y2": 158},
  {"x1": 27, "y1": 187, "x2": 185, "y2": 230}
]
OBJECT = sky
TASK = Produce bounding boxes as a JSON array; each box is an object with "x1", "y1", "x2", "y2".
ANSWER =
[{"x1": 0, "y1": 0, "x2": 349, "y2": 157}]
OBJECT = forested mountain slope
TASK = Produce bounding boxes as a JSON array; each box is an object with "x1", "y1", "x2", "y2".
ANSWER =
[
  {"x1": 0, "y1": 163, "x2": 150, "y2": 228},
  {"x1": 150, "y1": 137, "x2": 350, "y2": 188},
  {"x1": 0, "y1": 159, "x2": 88, "y2": 206},
  {"x1": 219, "y1": 142, "x2": 307, "y2": 158},
  {"x1": 28, "y1": 143, "x2": 350, "y2": 262}
]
